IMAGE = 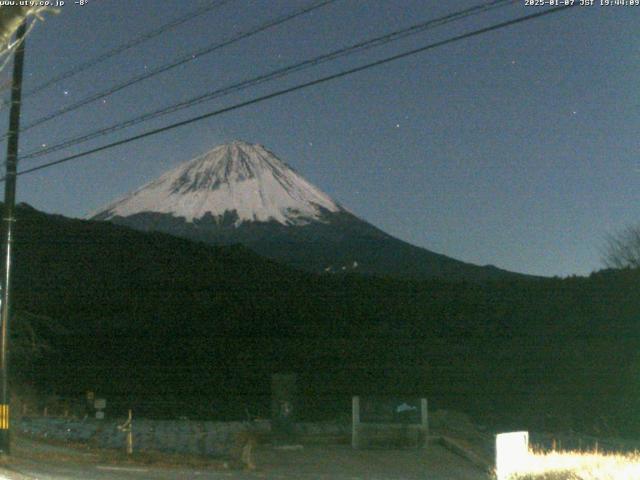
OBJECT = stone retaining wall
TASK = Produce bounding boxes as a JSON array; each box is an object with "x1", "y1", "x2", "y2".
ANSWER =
[{"x1": 17, "y1": 417, "x2": 349, "y2": 456}]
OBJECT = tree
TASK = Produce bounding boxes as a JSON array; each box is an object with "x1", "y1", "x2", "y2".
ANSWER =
[
  {"x1": 603, "y1": 225, "x2": 640, "y2": 269},
  {"x1": 9, "y1": 310, "x2": 68, "y2": 378}
]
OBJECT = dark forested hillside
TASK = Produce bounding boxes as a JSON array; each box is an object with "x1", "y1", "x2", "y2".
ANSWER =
[{"x1": 7, "y1": 204, "x2": 640, "y2": 435}]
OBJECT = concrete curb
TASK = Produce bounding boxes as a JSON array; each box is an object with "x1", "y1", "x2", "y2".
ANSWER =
[
  {"x1": 0, "y1": 465, "x2": 37, "y2": 480},
  {"x1": 433, "y1": 435, "x2": 493, "y2": 472}
]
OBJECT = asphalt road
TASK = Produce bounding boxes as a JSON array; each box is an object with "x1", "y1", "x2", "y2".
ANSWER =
[{"x1": 1, "y1": 444, "x2": 490, "y2": 480}]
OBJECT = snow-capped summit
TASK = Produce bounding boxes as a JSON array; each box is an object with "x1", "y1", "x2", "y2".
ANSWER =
[
  {"x1": 92, "y1": 140, "x2": 341, "y2": 226},
  {"x1": 92, "y1": 141, "x2": 528, "y2": 281}
]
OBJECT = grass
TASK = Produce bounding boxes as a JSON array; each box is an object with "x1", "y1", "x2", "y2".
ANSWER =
[{"x1": 505, "y1": 449, "x2": 640, "y2": 480}]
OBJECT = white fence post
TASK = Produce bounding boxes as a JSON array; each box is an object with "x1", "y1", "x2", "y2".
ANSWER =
[
  {"x1": 420, "y1": 398, "x2": 428, "y2": 447},
  {"x1": 352, "y1": 396, "x2": 360, "y2": 449}
]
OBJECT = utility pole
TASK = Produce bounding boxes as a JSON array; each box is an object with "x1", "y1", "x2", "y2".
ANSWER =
[{"x1": 0, "y1": 20, "x2": 27, "y2": 455}]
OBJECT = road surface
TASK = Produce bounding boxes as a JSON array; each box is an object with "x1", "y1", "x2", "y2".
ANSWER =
[{"x1": 1, "y1": 439, "x2": 491, "y2": 479}]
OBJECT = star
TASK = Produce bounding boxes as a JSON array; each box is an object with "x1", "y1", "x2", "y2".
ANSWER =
[
  {"x1": 395, "y1": 123, "x2": 400, "y2": 128},
  {"x1": 63, "y1": 90, "x2": 69, "y2": 95}
]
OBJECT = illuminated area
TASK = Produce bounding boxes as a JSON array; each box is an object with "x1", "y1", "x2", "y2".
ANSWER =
[
  {"x1": 507, "y1": 450, "x2": 640, "y2": 480},
  {"x1": 496, "y1": 432, "x2": 529, "y2": 480},
  {"x1": 496, "y1": 432, "x2": 640, "y2": 480}
]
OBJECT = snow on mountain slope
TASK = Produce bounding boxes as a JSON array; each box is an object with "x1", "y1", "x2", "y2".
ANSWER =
[
  {"x1": 91, "y1": 141, "x2": 530, "y2": 281},
  {"x1": 92, "y1": 141, "x2": 341, "y2": 226}
]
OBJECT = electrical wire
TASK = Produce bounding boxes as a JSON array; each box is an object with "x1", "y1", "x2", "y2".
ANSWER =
[
  {"x1": 0, "y1": 6, "x2": 55, "y2": 77},
  {"x1": 0, "y1": 0, "x2": 233, "y2": 107},
  {"x1": 19, "y1": 0, "x2": 517, "y2": 162},
  {"x1": 6, "y1": 4, "x2": 577, "y2": 181},
  {"x1": 11, "y1": 0, "x2": 338, "y2": 135}
]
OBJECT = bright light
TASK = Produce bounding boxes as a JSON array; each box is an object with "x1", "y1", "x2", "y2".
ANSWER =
[
  {"x1": 510, "y1": 450, "x2": 640, "y2": 480},
  {"x1": 495, "y1": 431, "x2": 640, "y2": 480},
  {"x1": 495, "y1": 431, "x2": 529, "y2": 480}
]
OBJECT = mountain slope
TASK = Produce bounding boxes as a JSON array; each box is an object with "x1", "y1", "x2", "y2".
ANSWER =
[
  {"x1": 9, "y1": 203, "x2": 640, "y2": 433},
  {"x1": 91, "y1": 140, "x2": 529, "y2": 281},
  {"x1": 92, "y1": 141, "x2": 341, "y2": 226}
]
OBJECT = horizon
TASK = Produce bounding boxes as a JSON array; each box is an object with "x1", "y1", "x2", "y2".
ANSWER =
[{"x1": 1, "y1": 1, "x2": 637, "y2": 277}]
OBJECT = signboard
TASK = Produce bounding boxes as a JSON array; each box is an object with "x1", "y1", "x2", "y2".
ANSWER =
[
  {"x1": 352, "y1": 396, "x2": 428, "y2": 449},
  {"x1": 359, "y1": 397, "x2": 421, "y2": 424}
]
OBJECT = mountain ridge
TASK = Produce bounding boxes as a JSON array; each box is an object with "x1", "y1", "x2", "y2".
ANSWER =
[
  {"x1": 91, "y1": 141, "x2": 533, "y2": 281},
  {"x1": 6, "y1": 202, "x2": 638, "y2": 433},
  {"x1": 92, "y1": 140, "x2": 342, "y2": 226}
]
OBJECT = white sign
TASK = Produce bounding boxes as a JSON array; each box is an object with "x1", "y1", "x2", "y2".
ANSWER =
[
  {"x1": 495, "y1": 431, "x2": 529, "y2": 480},
  {"x1": 94, "y1": 398, "x2": 106, "y2": 410}
]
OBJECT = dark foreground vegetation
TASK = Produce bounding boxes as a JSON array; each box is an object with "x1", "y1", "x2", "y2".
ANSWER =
[{"x1": 6, "y1": 204, "x2": 640, "y2": 436}]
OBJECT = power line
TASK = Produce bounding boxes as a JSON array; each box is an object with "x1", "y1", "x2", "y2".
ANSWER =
[
  {"x1": 11, "y1": 0, "x2": 338, "y2": 135},
  {"x1": 19, "y1": 0, "x2": 517, "y2": 162},
  {"x1": 0, "y1": 0, "x2": 233, "y2": 108},
  {"x1": 8, "y1": 5, "x2": 577, "y2": 181}
]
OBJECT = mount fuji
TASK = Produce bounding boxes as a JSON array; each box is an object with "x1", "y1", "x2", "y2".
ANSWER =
[{"x1": 91, "y1": 141, "x2": 524, "y2": 281}]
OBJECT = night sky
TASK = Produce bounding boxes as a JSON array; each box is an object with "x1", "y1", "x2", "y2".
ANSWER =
[{"x1": 0, "y1": 0, "x2": 638, "y2": 277}]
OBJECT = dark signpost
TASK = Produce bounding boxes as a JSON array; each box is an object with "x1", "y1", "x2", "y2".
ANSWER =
[{"x1": 271, "y1": 373, "x2": 297, "y2": 443}]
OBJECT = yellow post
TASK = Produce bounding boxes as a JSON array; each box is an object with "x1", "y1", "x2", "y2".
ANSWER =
[
  {"x1": 126, "y1": 410, "x2": 133, "y2": 455},
  {"x1": 0, "y1": 404, "x2": 8, "y2": 430}
]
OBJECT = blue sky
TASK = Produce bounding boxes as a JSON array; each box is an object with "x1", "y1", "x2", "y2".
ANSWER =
[{"x1": 1, "y1": 0, "x2": 638, "y2": 277}]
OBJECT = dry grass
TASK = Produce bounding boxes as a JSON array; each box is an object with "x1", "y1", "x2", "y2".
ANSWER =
[{"x1": 507, "y1": 449, "x2": 640, "y2": 480}]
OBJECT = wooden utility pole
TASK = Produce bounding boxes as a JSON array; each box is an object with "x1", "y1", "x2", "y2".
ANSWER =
[{"x1": 0, "y1": 20, "x2": 27, "y2": 455}]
